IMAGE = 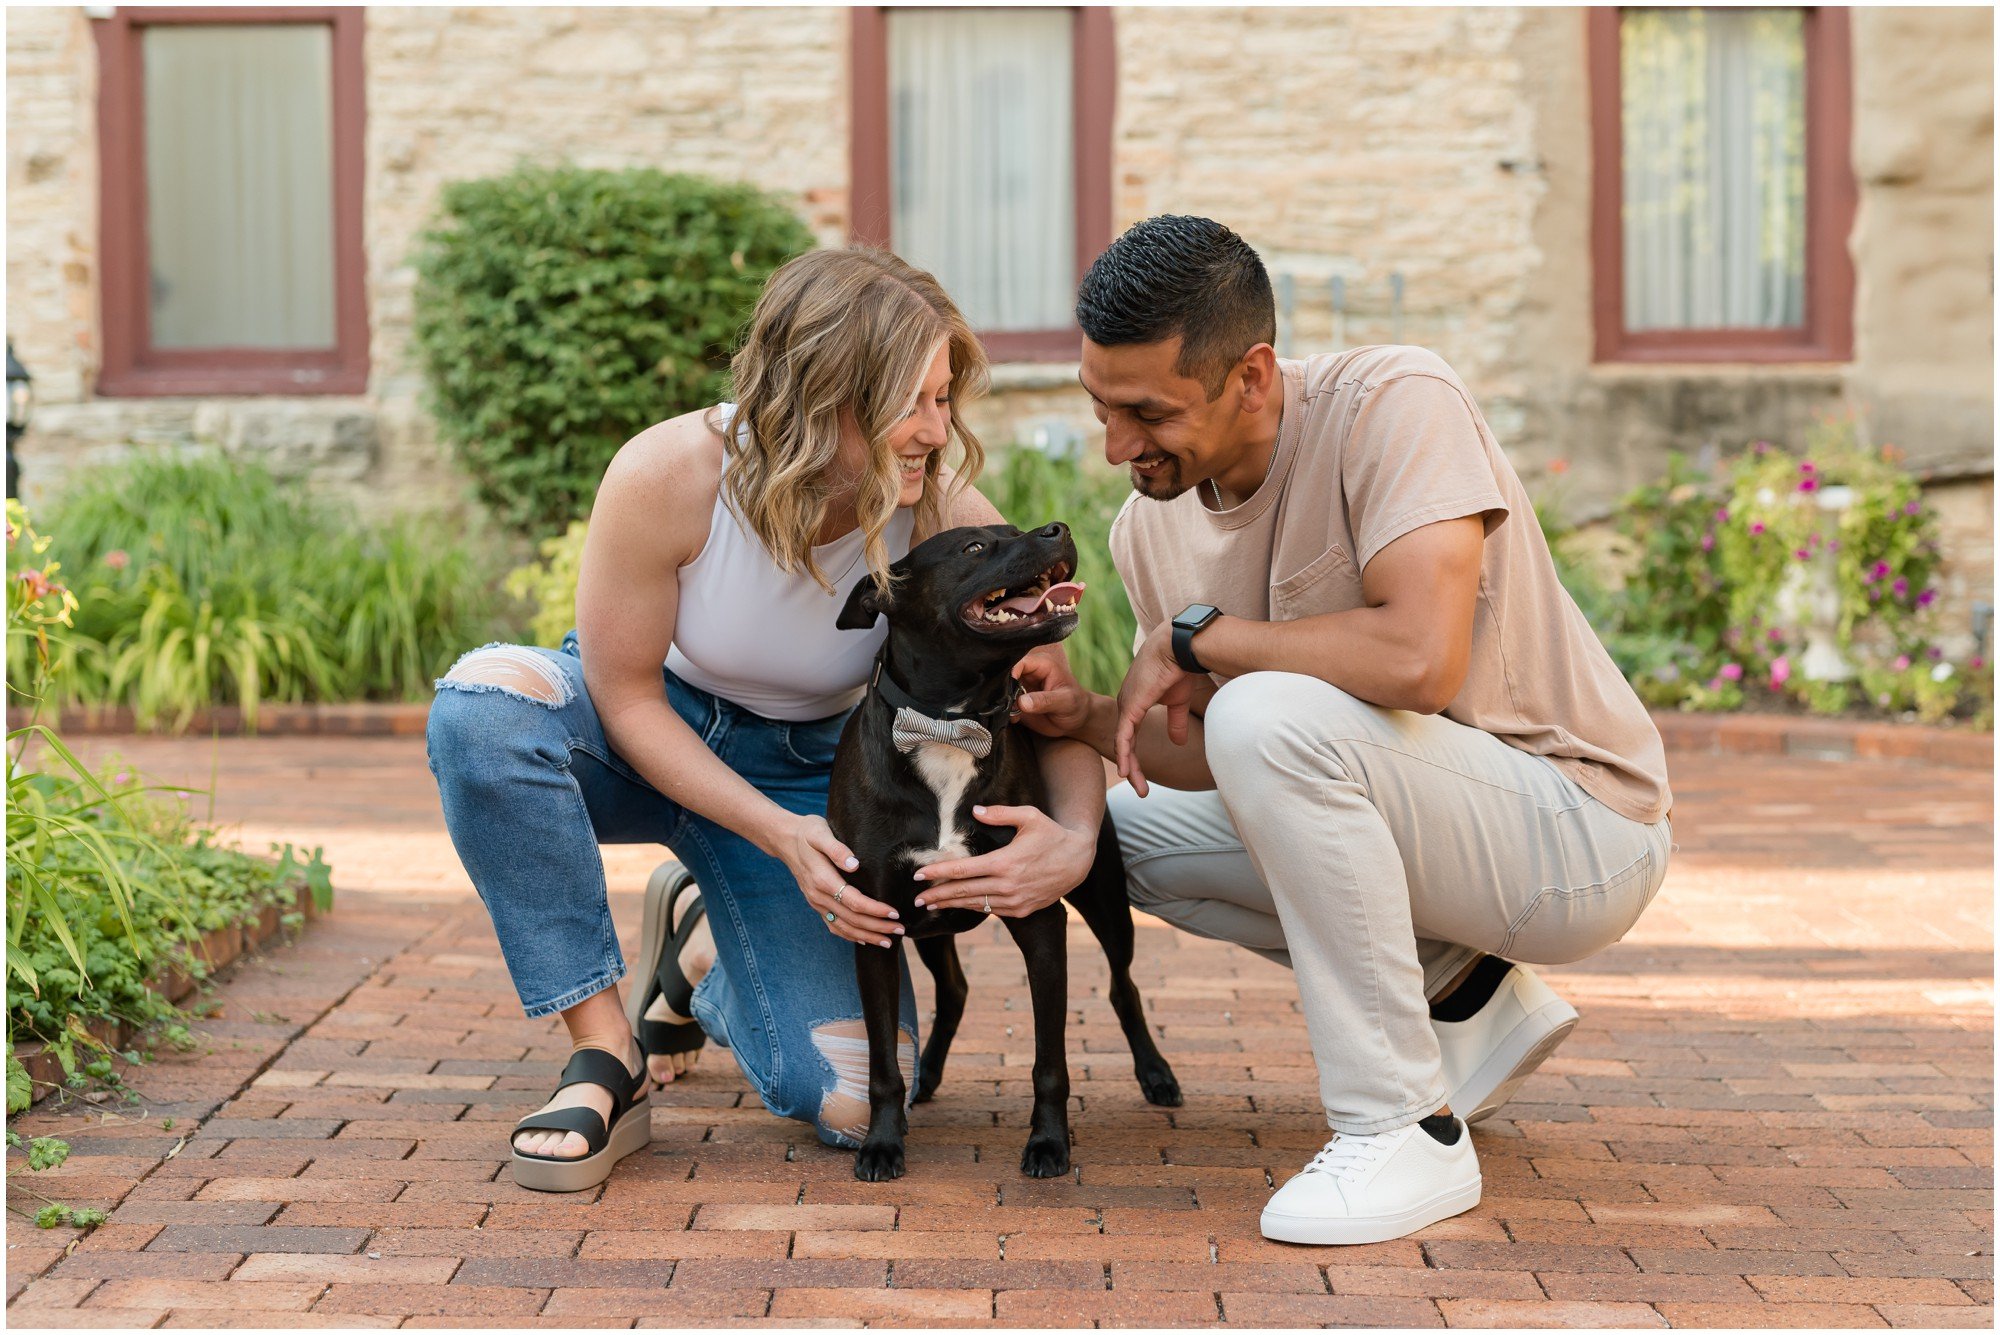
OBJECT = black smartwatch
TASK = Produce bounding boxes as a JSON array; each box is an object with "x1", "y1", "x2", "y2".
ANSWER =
[{"x1": 1171, "y1": 603, "x2": 1222, "y2": 674}]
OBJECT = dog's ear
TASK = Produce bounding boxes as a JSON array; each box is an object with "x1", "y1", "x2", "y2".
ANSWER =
[{"x1": 837, "y1": 574, "x2": 892, "y2": 630}]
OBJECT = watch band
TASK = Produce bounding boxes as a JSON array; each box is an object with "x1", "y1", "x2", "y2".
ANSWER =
[{"x1": 1171, "y1": 604, "x2": 1220, "y2": 674}]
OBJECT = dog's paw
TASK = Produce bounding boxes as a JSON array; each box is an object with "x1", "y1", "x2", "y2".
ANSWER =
[
  {"x1": 1019, "y1": 1136, "x2": 1070, "y2": 1179},
  {"x1": 1138, "y1": 1064, "x2": 1184, "y2": 1108},
  {"x1": 854, "y1": 1141, "x2": 906, "y2": 1182}
]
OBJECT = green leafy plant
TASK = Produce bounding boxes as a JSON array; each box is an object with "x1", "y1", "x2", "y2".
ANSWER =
[
  {"x1": 505, "y1": 519, "x2": 589, "y2": 649},
  {"x1": 411, "y1": 164, "x2": 816, "y2": 533},
  {"x1": 18, "y1": 452, "x2": 505, "y2": 728},
  {"x1": 983, "y1": 446, "x2": 1138, "y2": 699},
  {"x1": 5, "y1": 1130, "x2": 106, "y2": 1232},
  {"x1": 6, "y1": 501, "x2": 336, "y2": 1111}
]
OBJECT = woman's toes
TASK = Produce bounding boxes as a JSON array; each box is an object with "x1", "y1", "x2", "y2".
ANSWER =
[{"x1": 648, "y1": 1054, "x2": 677, "y2": 1085}]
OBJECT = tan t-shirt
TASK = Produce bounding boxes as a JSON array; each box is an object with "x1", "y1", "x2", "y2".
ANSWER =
[{"x1": 1109, "y1": 345, "x2": 1672, "y2": 825}]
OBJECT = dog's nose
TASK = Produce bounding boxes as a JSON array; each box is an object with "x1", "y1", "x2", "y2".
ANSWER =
[{"x1": 1039, "y1": 522, "x2": 1068, "y2": 541}]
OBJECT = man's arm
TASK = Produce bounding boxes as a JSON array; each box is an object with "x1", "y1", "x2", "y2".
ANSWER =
[{"x1": 1191, "y1": 514, "x2": 1485, "y2": 713}]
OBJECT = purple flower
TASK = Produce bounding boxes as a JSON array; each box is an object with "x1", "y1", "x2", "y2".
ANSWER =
[
  {"x1": 1754, "y1": 440, "x2": 1772, "y2": 456},
  {"x1": 1869, "y1": 561, "x2": 1890, "y2": 583},
  {"x1": 1798, "y1": 478, "x2": 1819, "y2": 493},
  {"x1": 1929, "y1": 646, "x2": 1944, "y2": 660},
  {"x1": 1894, "y1": 577, "x2": 1910, "y2": 597},
  {"x1": 1795, "y1": 548, "x2": 1812, "y2": 562},
  {"x1": 1720, "y1": 662, "x2": 1743, "y2": 681},
  {"x1": 1770, "y1": 656, "x2": 1792, "y2": 688},
  {"x1": 1918, "y1": 588, "x2": 1937, "y2": 607},
  {"x1": 1700, "y1": 532, "x2": 1715, "y2": 552},
  {"x1": 1829, "y1": 540, "x2": 1841, "y2": 552}
]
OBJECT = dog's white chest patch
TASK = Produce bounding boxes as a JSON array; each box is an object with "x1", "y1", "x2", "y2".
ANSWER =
[{"x1": 904, "y1": 740, "x2": 976, "y2": 867}]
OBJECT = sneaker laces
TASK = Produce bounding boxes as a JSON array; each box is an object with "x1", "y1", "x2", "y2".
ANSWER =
[{"x1": 1300, "y1": 1130, "x2": 1394, "y2": 1183}]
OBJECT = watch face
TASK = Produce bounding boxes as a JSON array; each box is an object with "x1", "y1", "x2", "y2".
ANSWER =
[{"x1": 1177, "y1": 603, "x2": 1218, "y2": 628}]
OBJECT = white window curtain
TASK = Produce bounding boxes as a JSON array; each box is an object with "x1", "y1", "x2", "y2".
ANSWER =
[
  {"x1": 888, "y1": 9, "x2": 1075, "y2": 332},
  {"x1": 1620, "y1": 8, "x2": 1806, "y2": 331},
  {"x1": 144, "y1": 24, "x2": 336, "y2": 350}
]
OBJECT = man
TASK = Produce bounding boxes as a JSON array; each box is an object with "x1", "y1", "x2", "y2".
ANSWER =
[{"x1": 1015, "y1": 216, "x2": 1673, "y2": 1246}]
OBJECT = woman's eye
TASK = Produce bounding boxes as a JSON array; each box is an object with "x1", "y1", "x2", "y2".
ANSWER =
[{"x1": 963, "y1": 541, "x2": 984, "y2": 554}]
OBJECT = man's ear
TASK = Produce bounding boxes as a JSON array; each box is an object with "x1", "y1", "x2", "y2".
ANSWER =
[{"x1": 837, "y1": 575, "x2": 892, "y2": 630}]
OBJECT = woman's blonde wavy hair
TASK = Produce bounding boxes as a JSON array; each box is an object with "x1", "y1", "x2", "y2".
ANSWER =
[{"x1": 716, "y1": 248, "x2": 989, "y2": 595}]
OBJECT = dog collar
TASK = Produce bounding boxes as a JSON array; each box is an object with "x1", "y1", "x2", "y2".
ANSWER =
[{"x1": 869, "y1": 652, "x2": 1020, "y2": 734}]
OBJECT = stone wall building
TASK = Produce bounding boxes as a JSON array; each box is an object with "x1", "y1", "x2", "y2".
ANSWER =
[{"x1": 6, "y1": 6, "x2": 1992, "y2": 638}]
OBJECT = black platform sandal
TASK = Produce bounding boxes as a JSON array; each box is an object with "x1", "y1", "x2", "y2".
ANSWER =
[
  {"x1": 626, "y1": 864, "x2": 709, "y2": 1071},
  {"x1": 509, "y1": 1044, "x2": 650, "y2": 1192}
]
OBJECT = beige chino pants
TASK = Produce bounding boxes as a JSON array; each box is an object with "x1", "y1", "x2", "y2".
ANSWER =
[{"x1": 1108, "y1": 671, "x2": 1672, "y2": 1135}]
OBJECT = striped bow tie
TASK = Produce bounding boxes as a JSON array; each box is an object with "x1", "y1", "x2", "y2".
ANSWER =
[{"x1": 892, "y1": 707, "x2": 995, "y2": 759}]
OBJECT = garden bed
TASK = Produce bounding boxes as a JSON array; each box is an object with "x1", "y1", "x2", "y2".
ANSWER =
[{"x1": 11, "y1": 879, "x2": 324, "y2": 1108}]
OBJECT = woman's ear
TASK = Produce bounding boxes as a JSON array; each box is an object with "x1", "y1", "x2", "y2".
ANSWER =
[{"x1": 837, "y1": 575, "x2": 892, "y2": 630}]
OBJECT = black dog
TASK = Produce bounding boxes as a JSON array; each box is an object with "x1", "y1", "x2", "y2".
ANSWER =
[{"x1": 829, "y1": 521, "x2": 1182, "y2": 1183}]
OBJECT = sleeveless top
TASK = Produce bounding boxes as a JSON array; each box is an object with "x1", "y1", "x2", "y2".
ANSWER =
[{"x1": 665, "y1": 404, "x2": 916, "y2": 721}]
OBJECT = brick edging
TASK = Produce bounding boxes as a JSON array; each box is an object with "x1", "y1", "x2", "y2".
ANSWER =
[
  {"x1": 9, "y1": 700, "x2": 1991, "y2": 769},
  {"x1": 1650, "y1": 709, "x2": 1992, "y2": 769},
  {"x1": 6, "y1": 702, "x2": 430, "y2": 737}
]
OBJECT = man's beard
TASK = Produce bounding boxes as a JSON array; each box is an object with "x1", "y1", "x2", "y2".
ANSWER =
[{"x1": 1129, "y1": 455, "x2": 1191, "y2": 502}]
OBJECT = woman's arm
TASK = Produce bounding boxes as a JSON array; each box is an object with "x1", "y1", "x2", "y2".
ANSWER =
[{"x1": 576, "y1": 414, "x2": 901, "y2": 947}]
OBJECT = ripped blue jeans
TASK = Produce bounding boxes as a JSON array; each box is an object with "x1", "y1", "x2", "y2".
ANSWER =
[{"x1": 426, "y1": 633, "x2": 919, "y2": 1149}]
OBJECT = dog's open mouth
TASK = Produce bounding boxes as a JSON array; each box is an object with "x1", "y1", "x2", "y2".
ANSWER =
[{"x1": 961, "y1": 560, "x2": 1084, "y2": 630}]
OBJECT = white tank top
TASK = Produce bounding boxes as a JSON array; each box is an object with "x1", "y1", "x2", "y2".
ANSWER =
[{"x1": 665, "y1": 405, "x2": 915, "y2": 721}]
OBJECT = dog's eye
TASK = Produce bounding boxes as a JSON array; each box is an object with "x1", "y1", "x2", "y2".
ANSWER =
[{"x1": 962, "y1": 541, "x2": 984, "y2": 554}]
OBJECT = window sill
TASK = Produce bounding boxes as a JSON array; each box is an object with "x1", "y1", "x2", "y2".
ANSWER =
[{"x1": 95, "y1": 362, "x2": 369, "y2": 398}]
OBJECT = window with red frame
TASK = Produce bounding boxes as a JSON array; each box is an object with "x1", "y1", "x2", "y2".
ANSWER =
[
  {"x1": 1589, "y1": 7, "x2": 1855, "y2": 363},
  {"x1": 851, "y1": 7, "x2": 1114, "y2": 362},
  {"x1": 93, "y1": 7, "x2": 367, "y2": 396}
]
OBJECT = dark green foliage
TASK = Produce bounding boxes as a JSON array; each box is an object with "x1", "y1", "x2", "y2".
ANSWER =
[{"x1": 410, "y1": 164, "x2": 816, "y2": 532}]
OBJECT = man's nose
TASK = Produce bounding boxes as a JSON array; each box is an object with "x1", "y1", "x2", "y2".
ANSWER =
[{"x1": 1103, "y1": 420, "x2": 1142, "y2": 465}]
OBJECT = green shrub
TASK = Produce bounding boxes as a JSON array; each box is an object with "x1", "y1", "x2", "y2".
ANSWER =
[
  {"x1": 411, "y1": 164, "x2": 816, "y2": 533},
  {"x1": 1584, "y1": 415, "x2": 1978, "y2": 722},
  {"x1": 20, "y1": 453, "x2": 506, "y2": 728},
  {"x1": 505, "y1": 520, "x2": 588, "y2": 649},
  {"x1": 982, "y1": 447, "x2": 1138, "y2": 699}
]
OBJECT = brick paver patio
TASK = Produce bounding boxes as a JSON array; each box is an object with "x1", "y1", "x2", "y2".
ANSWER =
[{"x1": 6, "y1": 733, "x2": 1992, "y2": 1329}]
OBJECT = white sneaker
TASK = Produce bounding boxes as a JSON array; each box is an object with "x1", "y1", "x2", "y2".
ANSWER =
[
  {"x1": 1434, "y1": 960, "x2": 1578, "y2": 1124},
  {"x1": 1259, "y1": 1119, "x2": 1482, "y2": 1245}
]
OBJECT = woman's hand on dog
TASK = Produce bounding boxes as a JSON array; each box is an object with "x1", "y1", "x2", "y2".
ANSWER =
[
  {"x1": 773, "y1": 812, "x2": 903, "y2": 947},
  {"x1": 910, "y1": 805, "x2": 1096, "y2": 918}
]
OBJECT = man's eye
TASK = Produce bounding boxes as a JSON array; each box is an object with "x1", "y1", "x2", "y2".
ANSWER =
[{"x1": 962, "y1": 541, "x2": 985, "y2": 554}]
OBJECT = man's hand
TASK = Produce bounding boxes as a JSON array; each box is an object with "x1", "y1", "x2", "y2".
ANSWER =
[
  {"x1": 909, "y1": 805, "x2": 1096, "y2": 918},
  {"x1": 1012, "y1": 649, "x2": 1097, "y2": 739},
  {"x1": 1114, "y1": 619, "x2": 1204, "y2": 798}
]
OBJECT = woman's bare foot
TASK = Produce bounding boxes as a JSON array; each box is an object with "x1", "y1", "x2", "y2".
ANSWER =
[
  {"x1": 512, "y1": 1036, "x2": 644, "y2": 1160},
  {"x1": 645, "y1": 888, "x2": 715, "y2": 1086}
]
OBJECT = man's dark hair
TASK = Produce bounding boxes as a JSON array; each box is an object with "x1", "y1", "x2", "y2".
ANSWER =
[{"x1": 1075, "y1": 215, "x2": 1276, "y2": 399}]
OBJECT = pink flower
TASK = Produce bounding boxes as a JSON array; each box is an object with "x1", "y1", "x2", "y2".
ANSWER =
[
  {"x1": 1770, "y1": 656, "x2": 1792, "y2": 688},
  {"x1": 1767, "y1": 628, "x2": 1783, "y2": 642},
  {"x1": 1798, "y1": 477, "x2": 1819, "y2": 492},
  {"x1": 1720, "y1": 662, "x2": 1743, "y2": 681},
  {"x1": 1700, "y1": 532, "x2": 1715, "y2": 552},
  {"x1": 15, "y1": 568, "x2": 50, "y2": 600},
  {"x1": 103, "y1": 549, "x2": 129, "y2": 571},
  {"x1": 1753, "y1": 440, "x2": 1772, "y2": 456},
  {"x1": 1868, "y1": 561, "x2": 1890, "y2": 582},
  {"x1": 1800, "y1": 460, "x2": 1817, "y2": 474},
  {"x1": 1893, "y1": 577, "x2": 1910, "y2": 597},
  {"x1": 1893, "y1": 655, "x2": 1911, "y2": 671},
  {"x1": 1794, "y1": 548, "x2": 1811, "y2": 562},
  {"x1": 1974, "y1": 656, "x2": 1986, "y2": 671},
  {"x1": 1715, "y1": 508, "x2": 1730, "y2": 523},
  {"x1": 1917, "y1": 588, "x2": 1937, "y2": 607},
  {"x1": 1903, "y1": 501, "x2": 1922, "y2": 517},
  {"x1": 1750, "y1": 521, "x2": 1766, "y2": 536}
]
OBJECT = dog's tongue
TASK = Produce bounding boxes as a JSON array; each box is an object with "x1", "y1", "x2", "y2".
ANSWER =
[{"x1": 997, "y1": 580, "x2": 1087, "y2": 614}]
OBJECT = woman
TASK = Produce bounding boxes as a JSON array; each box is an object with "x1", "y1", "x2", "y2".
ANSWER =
[{"x1": 427, "y1": 248, "x2": 1108, "y2": 1191}]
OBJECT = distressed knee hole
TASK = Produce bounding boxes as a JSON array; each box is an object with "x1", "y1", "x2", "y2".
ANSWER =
[
  {"x1": 812, "y1": 1020, "x2": 915, "y2": 1145},
  {"x1": 439, "y1": 645, "x2": 572, "y2": 707}
]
